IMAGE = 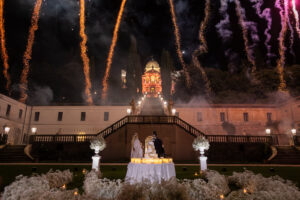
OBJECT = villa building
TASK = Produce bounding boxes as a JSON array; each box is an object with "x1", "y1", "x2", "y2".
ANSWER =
[{"x1": 0, "y1": 60, "x2": 299, "y2": 146}]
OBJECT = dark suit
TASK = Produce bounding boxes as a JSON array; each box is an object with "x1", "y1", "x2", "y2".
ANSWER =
[{"x1": 153, "y1": 137, "x2": 165, "y2": 157}]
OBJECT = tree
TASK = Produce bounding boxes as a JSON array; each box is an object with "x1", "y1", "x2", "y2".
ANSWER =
[
  {"x1": 160, "y1": 49, "x2": 174, "y2": 99},
  {"x1": 285, "y1": 65, "x2": 300, "y2": 96},
  {"x1": 127, "y1": 35, "x2": 142, "y2": 97}
]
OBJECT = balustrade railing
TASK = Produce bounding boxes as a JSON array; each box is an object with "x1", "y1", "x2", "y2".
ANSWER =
[
  {"x1": 206, "y1": 135, "x2": 274, "y2": 144},
  {"x1": 30, "y1": 134, "x2": 95, "y2": 143},
  {"x1": 29, "y1": 115, "x2": 275, "y2": 145}
]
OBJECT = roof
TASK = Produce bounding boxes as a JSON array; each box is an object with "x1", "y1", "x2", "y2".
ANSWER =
[{"x1": 145, "y1": 60, "x2": 160, "y2": 73}]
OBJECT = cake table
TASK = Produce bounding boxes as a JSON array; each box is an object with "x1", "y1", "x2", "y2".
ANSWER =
[{"x1": 125, "y1": 158, "x2": 176, "y2": 184}]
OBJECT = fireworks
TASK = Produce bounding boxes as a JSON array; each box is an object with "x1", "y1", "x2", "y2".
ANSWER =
[
  {"x1": 199, "y1": 0, "x2": 210, "y2": 54},
  {"x1": 292, "y1": 0, "x2": 300, "y2": 37},
  {"x1": 0, "y1": 0, "x2": 10, "y2": 93},
  {"x1": 250, "y1": 0, "x2": 273, "y2": 64},
  {"x1": 79, "y1": 0, "x2": 93, "y2": 105},
  {"x1": 192, "y1": 51, "x2": 212, "y2": 97},
  {"x1": 19, "y1": 0, "x2": 43, "y2": 103},
  {"x1": 234, "y1": 0, "x2": 257, "y2": 75},
  {"x1": 287, "y1": 15, "x2": 295, "y2": 57},
  {"x1": 216, "y1": 0, "x2": 232, "y2": 42},
  {"x1": 102, "y1": 0, "x2": 127, "y2": 101},
  {"x1": 275, "y1": 0, "x2": 288, "y2": 91},
  {"x1": 168, "y1": 0, "x2": 191, "y2": 88},
  {"x1": 193, "y1": 0, "x2": 212, "y2": 97}
]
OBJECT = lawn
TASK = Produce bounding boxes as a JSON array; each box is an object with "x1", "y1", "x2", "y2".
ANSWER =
[{"x1": 0, "y1": 164, "x2": 300, "y2": 193}]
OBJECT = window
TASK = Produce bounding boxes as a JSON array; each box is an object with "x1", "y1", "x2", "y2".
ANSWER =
[
  {"x1": 81, "y1": 112, "x2": 86, "y2": 121},
  {"x1": 104, "y1": 112, "x2": 109, "y2": 121},
  {"x1": 19, "y1": 109, "x2": 23, "y2": 119},
  {"x1": 197, "y1": 112, "x2": 203, "y2": 121},
  {"x1": 267, "y1": 112, "x2": 272, "y2": 121},
  {"x1": 6, "y1": 104, "x2": 11, "y2": 117},
  {"x1": 34, "y1": 112, "x2": 40, "y2": 121},
  {"x1": 57, "y1": 112, "x2": 63, "y2": 121},
  {"x1": 243, "y1": 112, "x2": 249, "y2": 122},
  {"x1": 220, "y1": 112, "x2": 225, "y2": 122}
]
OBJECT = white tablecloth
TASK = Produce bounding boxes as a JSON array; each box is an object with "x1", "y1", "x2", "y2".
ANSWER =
[{"x1": 125, "y1": 162, "x2": 176, "y2": 184}]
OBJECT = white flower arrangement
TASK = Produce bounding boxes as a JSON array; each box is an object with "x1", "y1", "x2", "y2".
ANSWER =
[
  {"x1": 2, "y1": 170, "x2": 73, "y2": 200},
  {"x1": 90, "y1": 136, "x2": 106, "y2": 153},
  {"x1": 3, "y1": 169, "x2": 300, "y2": 200},
  {"x1": 43, "y1": 169, "x2": 73, "y2": 188},
  {"x1": 83, "y1": 170, "x2": 122, "y2": 199},
  {"x1": 192, "y1": 136, "x2": 210, "y2": 151}
]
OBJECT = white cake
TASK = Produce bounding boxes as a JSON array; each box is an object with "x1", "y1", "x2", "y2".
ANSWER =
[{"x1": 144, "y1": 138, "x2": 158, "y2": 158}]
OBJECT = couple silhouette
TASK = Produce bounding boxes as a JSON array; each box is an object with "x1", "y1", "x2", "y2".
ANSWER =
[{"x1": 130, "y1": 131, "x2": 165, "y2": 158}]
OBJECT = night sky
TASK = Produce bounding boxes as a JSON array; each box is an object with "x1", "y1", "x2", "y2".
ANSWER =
[{"x1": 0, "y1": 0, "x2": 299, "y2": 104}]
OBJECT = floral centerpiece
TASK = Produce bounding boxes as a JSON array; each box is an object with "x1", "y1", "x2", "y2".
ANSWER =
[
  {"x1": 90, "y1": 136, "x2": 106, "y2": 155},
  {"x1": 193, "y1": 136, "x2": 209, "y2": 153}
]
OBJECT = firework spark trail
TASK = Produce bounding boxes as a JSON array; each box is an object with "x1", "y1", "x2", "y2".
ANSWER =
[
  {"x1": 287, "y1": 15, "x2": 295, "y2": 57},
  {"x1": 102, "y1": 0, "x2": 127, "y2": 101},
  {"x1": 193, "y1": 0, "x2": 212, "y2": 96},
  {"x1": 234, "y1": 0, "x2": 257, "y2": 74},
  {"x1": 168, "y1": 0, "x2": 191, "y2": 88},
  {"x1": 292, "y1": 0, "x2": 300, "y2": 37},
  {"x1": 192, "y1": 51, "x2": 212, "y2": 96},
  {"x1": 250, "y1": 0, "x2": 273, "y2": 63},
  {"x1": 275, "y1": 0, "x2": 288, "y2": 91},
  {"x1": 199, "y1": 0, "x2": 210, "y2": 54},
  {"x1": 79, "y1": 0, "x2": 93, "y2": 105},
  {"x1": 0, "y1": 0, "x2": 10, "y2": 93},
  {"x1": 216, "y1": 0, "x2": 232, "y2": 42},
  {"x1": 19, "y1": 0, "x2": 42, "y2": 103}
]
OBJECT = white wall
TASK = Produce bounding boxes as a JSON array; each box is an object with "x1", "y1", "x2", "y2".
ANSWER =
[
  {"x1": 175, "y1": 105, "x2": 279, "y2": 136},
  {"x1": 0, "y1": 93, "x2": 299, "y2": 144},
  {"x1": 30, "y1": 106, "x2": 129, "y2": 135},
  {"x1": 0, "y1": 94, "x2": 30, "y2": 144}
]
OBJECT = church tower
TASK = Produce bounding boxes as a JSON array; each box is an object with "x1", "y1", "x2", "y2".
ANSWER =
[{"x1": 142, "y1": 60, "x2": 162, "y2": 97}]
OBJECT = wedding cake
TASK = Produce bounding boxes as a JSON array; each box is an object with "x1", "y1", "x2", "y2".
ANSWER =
[{"x1": 144, "y1": 136, "x2": 158, "y2": 158}]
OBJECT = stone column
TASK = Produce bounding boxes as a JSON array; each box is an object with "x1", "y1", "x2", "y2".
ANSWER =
[
  {"x1": 199, "y1": 147, "x2": 207, "y2": 171},
  {"x1": 92, "y1": 148, "x2": 101, "y2": 172},
  {"x1": 92, "y1": 155, "x2": 101, "y2": 172}
]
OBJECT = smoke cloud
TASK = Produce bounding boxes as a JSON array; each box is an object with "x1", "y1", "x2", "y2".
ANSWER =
[{"x1": 28, "y1": 85, "x2": 53, "y2": 106}]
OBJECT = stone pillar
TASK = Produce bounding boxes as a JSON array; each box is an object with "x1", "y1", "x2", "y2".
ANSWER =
[
  {"x1": 92, "y1": 155, "x2": 101, "y2": 172},
  {"x1": 199, "y1": 147, "x2": 207, "y2": 171},
  {"x1": 199, "y1": 156, "x2": 207, "y2": 171}
]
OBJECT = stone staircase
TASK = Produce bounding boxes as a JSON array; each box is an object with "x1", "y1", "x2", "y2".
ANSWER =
[
  {"x1": 269, "y1": 146, "x2": 300, "y2": 164},
  {"x1": 0, "y1": 145, "x2": 32, "y2": 163},
  {"x1": 140, "y1": 97, "x2": 165, "y2": 115}
]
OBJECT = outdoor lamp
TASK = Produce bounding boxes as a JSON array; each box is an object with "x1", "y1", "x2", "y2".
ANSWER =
[
  {"x1": 4, "y1": 127, "x2": 10, "y2": 134},
  {"x1": 31, "y1": 127, "x2": 37, "y2": 134},
  {"x1": 265, "y1": 128, "x2": 271, "y2": 135},
  {"x1": 291, "y1": 128, "x2": 296, "y2": 135},
  {"x1": 172, "y1": 108, "x2": 176, "y2": 115},
  {"x1": 127, "y1": 108, "x2": 132, "y2": 115}
]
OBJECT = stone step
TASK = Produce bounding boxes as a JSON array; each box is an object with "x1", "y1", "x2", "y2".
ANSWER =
[
  {"x1": 269, "y1": 146, "x2": 300, "y2": 164},
  {"x1": 0, "y1": 145, "x2": 32, "y2": 162}
]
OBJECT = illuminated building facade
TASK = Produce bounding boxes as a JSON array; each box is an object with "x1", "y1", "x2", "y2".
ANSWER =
[{"x1": 142, "y1": 60, "x2": 162, "y2": 97}]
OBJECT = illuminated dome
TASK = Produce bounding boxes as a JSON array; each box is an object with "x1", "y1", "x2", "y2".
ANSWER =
[{"x1": 145, "y1": 60, "x2": 160, "y2": 73}]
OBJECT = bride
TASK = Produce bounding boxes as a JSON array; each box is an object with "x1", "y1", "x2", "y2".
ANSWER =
[{"x1": 130, "y1": 133, "x2": 143, "y2": 158}]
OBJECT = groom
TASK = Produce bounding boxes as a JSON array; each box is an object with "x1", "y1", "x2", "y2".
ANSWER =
[{"x1": 153, "y1": 131, "x2": 165, "y2": 158}]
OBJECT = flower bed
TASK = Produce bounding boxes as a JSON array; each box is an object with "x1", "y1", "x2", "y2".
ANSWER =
[{"x1": 2, "y1": 169, "x2": 300, "y2": 200}]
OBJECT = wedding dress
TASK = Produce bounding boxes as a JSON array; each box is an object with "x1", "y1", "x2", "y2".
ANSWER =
[{"x1": 131, "y1": 137, "x2": 143, "y2": 158}]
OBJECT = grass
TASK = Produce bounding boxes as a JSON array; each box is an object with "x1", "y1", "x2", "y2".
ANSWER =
[{"x1": 0, "y1": 164, "x2": 300, "y2": 193}]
